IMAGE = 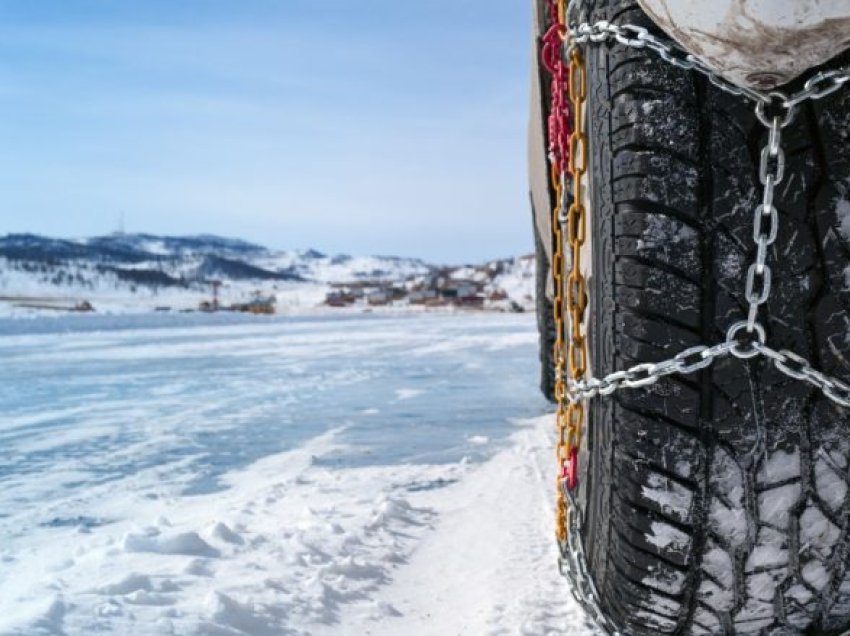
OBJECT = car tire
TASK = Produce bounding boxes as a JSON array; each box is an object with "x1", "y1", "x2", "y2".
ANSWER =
[{"x1": 539, "y1": 0, "x2": 850, "y2": 632}]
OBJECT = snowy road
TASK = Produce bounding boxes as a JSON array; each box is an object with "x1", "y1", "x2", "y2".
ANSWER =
[{"x1": 0, "y1": 313, "x2": 591, "y2": 634}]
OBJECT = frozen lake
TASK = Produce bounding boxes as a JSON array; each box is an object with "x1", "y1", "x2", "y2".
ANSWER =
[
  {"x1": 0, "y1": 312, "x2": 584, "y2": 635},
  {"x1": 0, "y1": 313, "x2": 543, "y2": 504}
]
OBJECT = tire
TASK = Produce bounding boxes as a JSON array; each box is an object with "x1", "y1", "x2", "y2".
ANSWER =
[
  {"x1": 534, "y1": 202, "x2": 556, "y2": 403},
  {"x1": 540, "y1": 1, "x2": 850, "y2": 633}
]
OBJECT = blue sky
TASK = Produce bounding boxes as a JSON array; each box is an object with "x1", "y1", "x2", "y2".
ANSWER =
[{"x1": 0, "y1": 1, "x2": 531, "y2": 264}]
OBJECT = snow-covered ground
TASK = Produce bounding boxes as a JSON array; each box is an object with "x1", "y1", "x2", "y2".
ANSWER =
[
  {"x1": 0, "y1": 269, "x2": 332, "y2": 318},
  {"x1": 0, "y1": 313, "x2": 592, "y2": 635}
]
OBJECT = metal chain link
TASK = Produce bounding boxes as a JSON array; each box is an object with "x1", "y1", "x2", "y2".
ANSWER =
[
  {"x1": 559, "y1": 487, "x2": 623, "y2": 635},
  {"x1": 561, "y1": 43, "x2": 589, "y2": 495},
  {"x1": 570, "y1": 337, "x2": 850, "y2": 409},
  {"x1": 561, "y1": 20, "x2": 850, "y2": 411},
  {"x1": 544, "y1": 0, "x2": 573, "y2": 545},
  {"x1": 544, "y1": 4, "x2": 610, "y2": 628},
  {"x1": 568, "y1": 21, "x2": 850, "y2": 108},
  {"x1": 746, "y1": 102, "x2": 787, "y2": 330},
  {"x1": 545, "y1": 13, "x2": 850, "y2": 636}
]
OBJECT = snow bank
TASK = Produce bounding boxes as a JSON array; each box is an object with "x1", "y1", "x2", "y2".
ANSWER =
[
  {"x1": 1, "y1": 417, "x2": 592, "y2": 635},
  {"x1": 331, "y1": 414, "x2": 592, "y2": 636}
]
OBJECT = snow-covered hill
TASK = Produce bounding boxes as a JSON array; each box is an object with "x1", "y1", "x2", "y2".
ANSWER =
[{"x1": 0, "y1": 233, "x2": 534, "y2": 317}]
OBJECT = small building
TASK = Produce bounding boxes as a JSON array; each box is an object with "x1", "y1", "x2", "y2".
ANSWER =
[
  {"x1": 367, "y1": 289, "x2": 390, "y2": 306},
  {"x1": 232, "y1": 295, "x2": 276, "y2": 315},
  {"x1": 409, "y1": 289, "x2": 438, "y2": 304},
  {"x1": 440, "y1": 281, "x2": 479, "y2": 300},
  {"x1": 325, "y1": 290, "x2": 357, "y2": 307},
  {"x1": 366, "y1": 286, "x2": 406, "y2": 306},
  {"x1": 457, "y1": 294, "x2": 485, "y2": 308}
]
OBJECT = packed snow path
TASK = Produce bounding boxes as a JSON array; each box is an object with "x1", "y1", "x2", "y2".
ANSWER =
[
  {"x1": 330, "y1": 415, "x2": 592, "y2": 636},
  {"x1": 0, "y1": 313, "x2": 592, "y2": 634}
]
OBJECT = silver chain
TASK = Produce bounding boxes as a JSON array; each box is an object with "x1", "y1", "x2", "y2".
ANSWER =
[
  {"x1": 563, "y1": 21, "x2": 850, "y2": 410},
  {"x1": 555, "y1": 18, "x2": 850, "y2": 636},
  {"x1": 559, "y1": 487, "x2": 623, "y2": 635},
  {"x1": 570, "y1": 335, "x2": 850, "y2": 409},
  {"x1": 568, "y1": 21, "x2": 850, "y2": 108}
]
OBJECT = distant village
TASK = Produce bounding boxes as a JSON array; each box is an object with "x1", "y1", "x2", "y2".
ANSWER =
[
  {"x1": 0, "y1": 236, "x2": 534, "y2": 315},
  {"x1": 196, "y1": 281, "x2": 276, "y2": 314},
  {"x1": 324, "y1": 262, "x2": 527, "y2": 312}
]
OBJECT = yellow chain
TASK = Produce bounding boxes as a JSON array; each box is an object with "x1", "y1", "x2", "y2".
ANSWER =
[
  {"x1": 557, "y1": 0, "x2": 567, "y2": 31},
  {"x1": 554, "y1": 44, "x2": 589, "y2": 543}
]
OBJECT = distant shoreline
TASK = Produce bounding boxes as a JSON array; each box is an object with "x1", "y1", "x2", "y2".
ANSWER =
[{"x1": 0, "y1": 305, "x2": 534, "y2": 337}]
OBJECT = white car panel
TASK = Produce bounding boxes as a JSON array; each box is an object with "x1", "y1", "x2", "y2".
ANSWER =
[{"x1": 637, "y1": 0, "x2": 850, "y2": 89}]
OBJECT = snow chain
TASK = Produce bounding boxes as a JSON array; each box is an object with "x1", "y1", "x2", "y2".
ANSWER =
[
  {"x1": 543, "y1": 0, "x2": 587, "y2": 544},
  {"x1": 543, "y1": 6, "x2": 850, "y2": 634}
]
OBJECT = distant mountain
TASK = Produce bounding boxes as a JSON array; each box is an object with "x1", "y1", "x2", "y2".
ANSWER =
[
  {"x1": 0, "y1": 233, "x2": 431, "y2": 286},
  {"x1": 0, "y1": 232, "x2": 534, "y2": 315},
  {"x1": 87, "y1": 233, "x2": 268, "y2": 258},
  {"x1": 0, "y1": 233, "x2": 266, "y2": 266}
]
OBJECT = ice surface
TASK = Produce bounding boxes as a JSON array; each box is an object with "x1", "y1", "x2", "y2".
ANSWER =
[{"x1": 0, "y1": 313, "x2": 590, "y2": 634}]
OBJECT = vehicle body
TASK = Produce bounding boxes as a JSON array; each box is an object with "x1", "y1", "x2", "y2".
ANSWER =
[
  {"x1": 531, "y1": 0, "x2": 850, "y2": 273},
  {"x1": 530, "y1": 1, "x2": 850, "y2": 633},
  {"x1": 639, "y1": 0, "x2": 850, "y2": 90}
]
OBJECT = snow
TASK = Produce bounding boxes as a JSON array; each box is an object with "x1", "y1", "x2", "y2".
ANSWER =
[
  {"x1": 799, "y1": 506, "x2": 841, "y2": 558},
  {"x1": 708, "y1": 449, "x2": 748, "y2": 547},
  {"x1": 123, "y1": 530, "x2": 221, "y2": 558},
  {"x1": 0, "y1": 312, "x2": 593, "y2": 635},
  {"x1": 338, "y1": 416, "x2": 587, "y2": 636},
  {"x1": 638, "y1": 214, "x2": 698, "y2": 251},
  {"x1": 645, "y1": 521, "x2": 690, "y2": 554},
  {"x1": 801, "y1": 561, "x2": 830, "y2": 591},
  {"x1": 758, "y1": 483, "x2": 802, "y2": 527},
  {"x1": 642, "y1": 567, "x2": 685, "y2": 596},
  {"x1": 256, "y1": 252, "x2": 430, "y2": 285},
  {"x1": 837, "y1": 197, "x2": 850, "y2": 301},
  {"x1": 701, "y1": 545, "x2": 735, "y2": 590},
  {"x1": 0, "y1": 255, "x2": 332, "y2": 318},
  {"x1": 490, "y1": 255, "x2": 536, "y2": 307},
  {"x1": 709, "y1": 499, "x2": 748, "y2": 548},
  {"x1": 837, "y1": 198, "x2": 850, "y2": 244},
  {"x1": 698, "y1": 579, "x2": 733, "y2": 612},
  {"x1": 641, "y1": 473, "x2": 693, "y2": 520},
  {"x1": 815, "y1": 451, "x2": 849, "y2": 511},
  {"x1": 757, "y1": 449, "x2": 800, "y2": 485},
  {"x1": 744, "y1": 545, "x2": 788, "y2": 572}
]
